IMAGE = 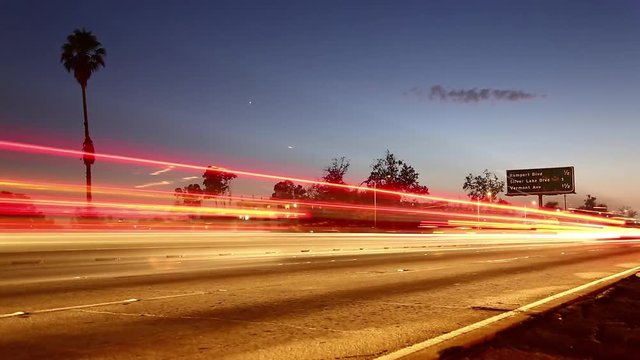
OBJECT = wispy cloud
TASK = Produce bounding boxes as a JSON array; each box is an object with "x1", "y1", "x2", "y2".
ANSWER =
[
  {"x1": 182, "y1": 176, "x2": 199, "y2": 181},
  {"x1": 135, "y1": 181, "x2": 172, "y2": 188},
  {"x1": 149, "y1": 166, "x2": 174, "y2": 176},
  {"x1": 405, "y1": 85, "x2": 540, "y2": 103}
]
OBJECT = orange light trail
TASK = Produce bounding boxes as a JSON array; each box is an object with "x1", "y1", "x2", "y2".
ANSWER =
[
  {"x1": 0, "y1": 140, "x2": 625, "y2": 226},
  {"x1": 445, "y1": 220, "x2": 609, "y2": 232},
  {"x1": 0, "y1": 178, "x2": 616, "y2": 230},
  {"x1": 0, "y1": 197, "x2": 306, "y2": 219}
]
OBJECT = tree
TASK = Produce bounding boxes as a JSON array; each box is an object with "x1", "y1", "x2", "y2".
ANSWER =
[
  {"x1": 202, "y1": 166, "x2": 237, "y2": 196},
  {"x1": 272, "y1": 180, "x2": 306, "y2": 200},
  {"x1": 618, "y1": 206, "x2": 637, "y2": 218},
  {"x1": 544, "y1": 201, "x2": 560, "y2": 209},
  {"x1": 580, "y1": 195, "x2": 598, "y2": 210},
  {"x1": 578, "y1": 194, "x2": 608, "y2": 211},
  {"x1": 462, "y1": 169, "x2": 505, "y2": 202},
  {"x1": 364, "y1": 150, "x2": 429, "y2": 203},
  {"x1": 310, "y1": 157, "x2": 352, "y2": 201},
  {"x1": 323, "y1": 157, "x2": 350, "y2": 185},
  {"x1": 61, "y1": 28, "x2": 106, "y2": 203},
  {"x1": 174, "y1": 184, "x2": 204, "y2": 206}
]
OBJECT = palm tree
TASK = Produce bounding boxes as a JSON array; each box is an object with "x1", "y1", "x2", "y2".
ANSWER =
[{"x1": 61, "y1": 28, "x2": 106, "y2": 203}]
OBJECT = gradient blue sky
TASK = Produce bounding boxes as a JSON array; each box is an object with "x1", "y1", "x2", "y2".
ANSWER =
[{"x1": 1, "y1": 0, "x2": 639, "y2": 208}]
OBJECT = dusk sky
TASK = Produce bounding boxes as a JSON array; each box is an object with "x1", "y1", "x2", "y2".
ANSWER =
[{"x1": 1, "y1": 0, "x2": 639, "y2": 208}]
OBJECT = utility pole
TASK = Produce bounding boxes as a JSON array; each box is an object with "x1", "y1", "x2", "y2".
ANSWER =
[
  {"x1": 373, "y1": 182, "x2": 377, "y2": 229},
  {"x1": 538, "y1": 194, "x2": 543, "y2": 209},
  {"x1": 477, "y1": 198, "x2": 480, "y2": 229}
]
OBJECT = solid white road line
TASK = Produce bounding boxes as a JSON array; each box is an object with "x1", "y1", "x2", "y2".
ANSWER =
[
  {"x1": 0, "y1": 311, "x2": 28, "y2": 318},
  {"x1": 0, "y1": 299, "x2": 140, "y2": 317},
  {"x1": 376, "y1": 265, "x2": 640, "y2": 360},
  {"x1": 0, "y1": 292, "x2": 208, "y2": 318}
]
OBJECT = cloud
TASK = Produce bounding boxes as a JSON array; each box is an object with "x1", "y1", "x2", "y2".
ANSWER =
[
  {"x1": 135, "y1": 181, "x2": 172, "y2": 188},
  {"x1": 406, "y1": 85, "x2": 540, "y2": 103},
  {"x1": 149, "y1": 166, "x2": 174, "y2": 176}
]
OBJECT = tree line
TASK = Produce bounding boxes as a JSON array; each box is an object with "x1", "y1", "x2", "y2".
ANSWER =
[
  {"x1": 175, "y1": 159, "x2": 637, "y2": 218},
  {"x1": 174, "y1": 167, "x2": 237, "y2": 206},
  {"x1": 174, "y1": 150, "x2": 431, "y2": 206}
]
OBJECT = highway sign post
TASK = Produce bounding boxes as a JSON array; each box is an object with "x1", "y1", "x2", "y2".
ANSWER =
[{"x1": 506, "y1": 166, "x2": 575, "y2": 207}]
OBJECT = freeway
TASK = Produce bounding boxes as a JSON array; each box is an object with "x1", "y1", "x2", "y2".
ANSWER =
[{"x1": 1, "y1": 231, "x2": 640, "y2": 359}]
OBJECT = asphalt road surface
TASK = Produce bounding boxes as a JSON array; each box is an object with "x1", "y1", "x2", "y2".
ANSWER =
[{"x1": 1, "y1": 231, "x2": 640, "y2": 359}]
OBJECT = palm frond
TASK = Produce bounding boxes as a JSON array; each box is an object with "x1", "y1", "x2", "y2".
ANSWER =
[{"x1": 60, "y1": 28, "x2": 106, "y2": 83}]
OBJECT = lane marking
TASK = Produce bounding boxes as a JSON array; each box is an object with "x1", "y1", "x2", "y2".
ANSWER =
[
  {"x1": 145, "y1": 292, "x2": 207, "y2": 301},
  {"x1": 0, "y1": 292, "x2": 207, "y2": 318},
  {"x1": 477, "y1": 256, "x2": 532, "y2": 263},
  {"x1": 1, "y1": 243, "x2": 630, "y2": 287},
  {"x1": 376, "y1": 265, "x2": 640, "y2": 360},
  {"x1": 76, "y1": 309, "x2": 351, "y2": 333},
  {"x1": 9, "y1": 259, "x2": 44, "y2": 265},
  {"x1": 574, "y1": 272, "x2": 613, "y2": 279},
  {"x1": 0, "y1": 311, "x2": 27, "y2": 318},
  {"x1": 0, "y1": 298, "x2": 139, "y2": 317}
]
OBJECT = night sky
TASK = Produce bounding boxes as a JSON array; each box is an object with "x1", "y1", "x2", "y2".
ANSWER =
[{"x1": 1, "y1": 0, "x2": 639, "y2": 208}]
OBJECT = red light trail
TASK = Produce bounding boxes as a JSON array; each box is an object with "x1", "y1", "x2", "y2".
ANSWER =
[
  {"x1": 0, "y1": 140, "x2": 626, "y2": 226},
  {"x1": 0, "y1": 178, "x2": 620, "y2": 231}
]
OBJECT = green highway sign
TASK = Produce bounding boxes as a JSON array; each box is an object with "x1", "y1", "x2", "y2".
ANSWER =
[{"x1": 506, "y1": 166, "x2": 575, "y2": 196}]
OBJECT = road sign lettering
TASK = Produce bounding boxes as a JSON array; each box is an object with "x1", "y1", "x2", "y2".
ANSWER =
[{"x1": 506, "y1": 166, "x2": 575, "y2": 196}]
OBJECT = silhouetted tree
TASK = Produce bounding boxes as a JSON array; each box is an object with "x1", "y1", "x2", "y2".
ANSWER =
[
  {"x1": 462, "y1": 170, "x2": 505, "y2": 202},
  {"x1": 174, "y1": 184, "x2": 204, "y2": 206},
  {"x1": 618, "y1": 206, "x2": 637, "y2": 218},
  {"x1": 310, "y1": 157, "x2": 352, "y2": 201},
  {"x1": 203, "y1": 166, "x2": 237, "y2": 197},
  {"x1": 580, "y1": 195, "x2": 598, "y2": 210},
  {"x1": 323, "y1": 157, "x2": 350, "y2": 184},
  {"x1": 61, "y1": 28, "x2": 106, "y2": 203},
  {"x1": 272, "y1": 180, "x2": 306, "y2": 200},
  {"x1": 363, "y1": 150, "x2": 428, "y2": 203},
  {"x1": 544, "y1": 201, "x2": 560, "y2": 209}
]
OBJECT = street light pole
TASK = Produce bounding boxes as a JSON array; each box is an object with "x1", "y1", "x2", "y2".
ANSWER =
[
  {"x1": 477, "y1": 191, "x2": 492, "y2": 229},
  {"x1": 525, "y1": 201, "x2": 537, "y2": 224},
  {"x1": 476, "y1": 197, "x2": 480, "y2": 229},
  {"x1": 372, "y1": 175, "x2": 391, "y2": 229},
  {"x1": 373, "y1": 182, "x2": 377, "y2": 229}
]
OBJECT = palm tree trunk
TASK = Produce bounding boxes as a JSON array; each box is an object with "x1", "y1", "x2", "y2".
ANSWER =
[
  {"x1": 82, "y1": 85, "x2": 89, "y2": 139},
  {"x1": 85, "y1": 162, "x2": 92, "y2": 202},
  {"x1": 81, "y1": 84, "x2": 93, "y2": 203}
]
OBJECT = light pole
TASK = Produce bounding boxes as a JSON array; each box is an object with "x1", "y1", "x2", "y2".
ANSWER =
[
  {"x1": 476, "y1": 197, "x2": 480, "y2": 228},
  {"x1": 373, "y1": 182, "x2": 377, "y2": 229},
  {"x1": 525, "y1": 200, "x2": 536, "y2": 223},
  {"x1": 373, "y1": 175, "x2": 391, "y2": 229},
  {"x1": 477, "y1": 191, "x2": 491, "y2": 229}
]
